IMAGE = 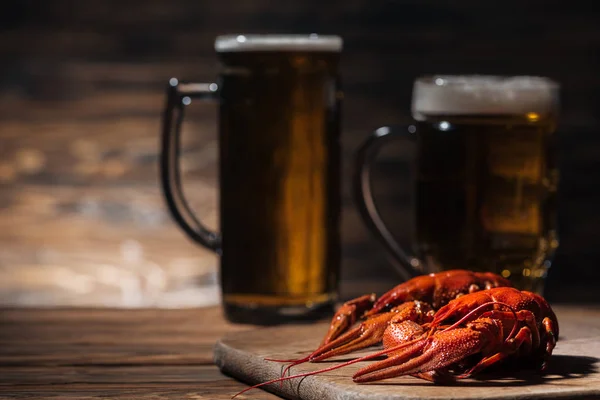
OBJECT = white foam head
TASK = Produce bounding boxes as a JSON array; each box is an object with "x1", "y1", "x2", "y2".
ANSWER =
[
  {"x1": 412, "y1": 75, "x2": 559, "y2": 120},
  {"x1": 214, "y1": 34, "x2": 342, "y2": 53}
]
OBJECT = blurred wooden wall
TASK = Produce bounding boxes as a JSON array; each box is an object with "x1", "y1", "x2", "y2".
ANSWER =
[{"x1": 1, "y1": 0, "x2": 599, "y2": 306}]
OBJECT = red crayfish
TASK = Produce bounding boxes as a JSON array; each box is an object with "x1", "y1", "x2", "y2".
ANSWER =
[
  {"x1": 269, "y1": 269, "x2": 511, "y2": 369},
  {"x1": 234, "y1": 286, "x2": 559, "y2": 397}
]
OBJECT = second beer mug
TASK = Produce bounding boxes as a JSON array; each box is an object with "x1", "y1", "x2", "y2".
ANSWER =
[
  {"x1": 161, "y1": 34, "x2": 343, "y2": 324},
  {"x1": 355, "y1": 75, "x2": 560, "y2": 295}
]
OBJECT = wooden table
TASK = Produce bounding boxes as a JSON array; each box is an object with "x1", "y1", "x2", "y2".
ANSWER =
[
  {"x1": 0, "y1": 307, "x2": 280, "y2": 399},
  {"x1": 2, "y1": 304, "x2": 599, "y2": 400}
]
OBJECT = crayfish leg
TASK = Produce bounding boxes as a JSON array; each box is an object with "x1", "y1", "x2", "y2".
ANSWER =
[
  {"x1": 477, "y1": 309, "x2": 541, "y2": 350},
  {"x1": 541, "y1": 316, "x2": 558, "y2": 370},
  {"x1": 458, "y1": 324, "x2": 534, "y2": 379}
]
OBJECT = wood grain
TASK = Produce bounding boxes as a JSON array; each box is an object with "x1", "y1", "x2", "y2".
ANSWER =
[
  {"x1": 0, "y1": 376, "x2": 279, "y2": 400},
  {"x1": 0, "y1": 308, "x2": 241, "y2": 365},
  {"x1": 0, "y1": 366, "x2": 280, "y2": 399},
  {"x1": 0, "y1": 307, "x2": 280, "y2": 399}
]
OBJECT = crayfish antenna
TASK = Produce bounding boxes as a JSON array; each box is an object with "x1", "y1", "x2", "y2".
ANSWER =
[
  {"x1": 266, "y1": 324, "x2": 365, "y2": 379},
  {"x1": 273, "y1": 321, "x2": 382, "y2": 379},
  {"x1": 231, "y1": 360, "x2": 358, "y2": 399},
  {"x1": 231, "y1": 336, "x2": 428, "y2": 398},
  {"x1": 264, "y1": 354, "x2": 316, "y2": 380},
  {"x1": 263, "y1": 357, "x2": 302, "y2": 362},
  {"x1": 263, "y1": 354, "x2": 314, "y2": 381},
  {"x1": 438, "y1": 301, "x2": 518, "y2": 343},
  {"x1": 279, "y1": 356, "x2": 310, "y2": 380}
]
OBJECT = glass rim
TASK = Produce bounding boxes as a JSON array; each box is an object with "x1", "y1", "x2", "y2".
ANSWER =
[{"x1": 214, "y1": 34, "x2": 343, "y2": 53}]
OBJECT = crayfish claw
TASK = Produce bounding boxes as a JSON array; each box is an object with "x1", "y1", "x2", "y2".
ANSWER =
[
  {"x1": 321, "y1": 293, "x2": 376, "y2": 345},
  {"x1": 354, "y1": 319, "x2": 498, "y2": 383}
]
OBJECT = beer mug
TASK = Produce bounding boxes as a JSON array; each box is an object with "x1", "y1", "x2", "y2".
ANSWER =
[
  {"x1": 355, "y1": 75, "x2": 559, "y2": 294},
  {"x1": 160, "y1": 34, "x2": 343, "y2": 324}
]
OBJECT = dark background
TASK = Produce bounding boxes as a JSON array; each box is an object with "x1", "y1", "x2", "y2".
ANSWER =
[{"x1": 1, "y1": 0, "x2": 599, "y2": 305}]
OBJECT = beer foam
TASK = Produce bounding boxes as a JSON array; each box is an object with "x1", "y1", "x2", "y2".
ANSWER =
[
  {"x1": 412, "y1": 75, "x2": 559, "y2": 119},
  {"x1": 215, "y1": 34, "x2": 342, "y2": 52}
]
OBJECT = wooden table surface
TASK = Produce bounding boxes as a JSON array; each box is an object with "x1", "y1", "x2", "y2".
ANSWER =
[
  {"x1": 0, "y1": 306, "x2": 280, "y2": 399},
  {"x1": 2, "y1": 304, "x2": 599, "y2": 400}
]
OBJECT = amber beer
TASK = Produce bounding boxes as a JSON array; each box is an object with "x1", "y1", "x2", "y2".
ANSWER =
[
  {"x1": 217, "y1": 36, "x2": 342, "y2": 322},
  {"x1": 412, "y1": 76, "x2": 559, "y2": 293},
  {"x1": 355, "y1": 76, "x2": 559, "y2": 295},
  {"x1": 161, "y1": 35, "x2": 343, "y2": 324}
]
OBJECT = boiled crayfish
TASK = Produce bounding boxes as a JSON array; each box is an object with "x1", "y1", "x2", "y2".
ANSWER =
[
  {"x1": 268, "y1": 269, "x2": 511, "y2": 369},
  {"x1": 233, "y1": 287, "x2": 559, "y2": 397},
  {"x1": 352, "y1": 286, "x2": 559, "y2": 383}
]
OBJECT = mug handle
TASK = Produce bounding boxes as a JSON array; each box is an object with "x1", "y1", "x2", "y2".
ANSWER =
[
  {"x1": 353, "y1": 125, "x2": 422, "y2": 281},
  {"x1": 160, "y1": 78, "x2": 222, "y2": 254}
]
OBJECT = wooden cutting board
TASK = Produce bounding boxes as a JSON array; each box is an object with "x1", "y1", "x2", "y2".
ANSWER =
[{"x1": 214, "y1": 305, "x2": 600, "y2": 399}]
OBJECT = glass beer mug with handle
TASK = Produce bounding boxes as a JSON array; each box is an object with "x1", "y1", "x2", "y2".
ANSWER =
[
  {"x1": 355, "y1": 75, "x2": 560, "y2": 295},
  {"x1": 160, "y1": 34, "x2": 344, "y2": 324}
]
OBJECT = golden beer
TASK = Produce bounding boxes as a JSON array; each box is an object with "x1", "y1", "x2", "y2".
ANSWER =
[
  {"x1": 216, "y1": 36, "x2": 342, "y2": 322},
  {"x1": 355, "y1": 76, "x2": 559, "y2": 295},
  {"x1": 412, "y1": 76, "x2": 559, "y2": 293},
  {"x1": 161, "y1": 35, "x2": 343, "y2": 324}
]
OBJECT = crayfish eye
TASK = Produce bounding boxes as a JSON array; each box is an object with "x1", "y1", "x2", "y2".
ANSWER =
[{"x1": 468, "y1": 284, "x2": 480, "y2": 293}]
